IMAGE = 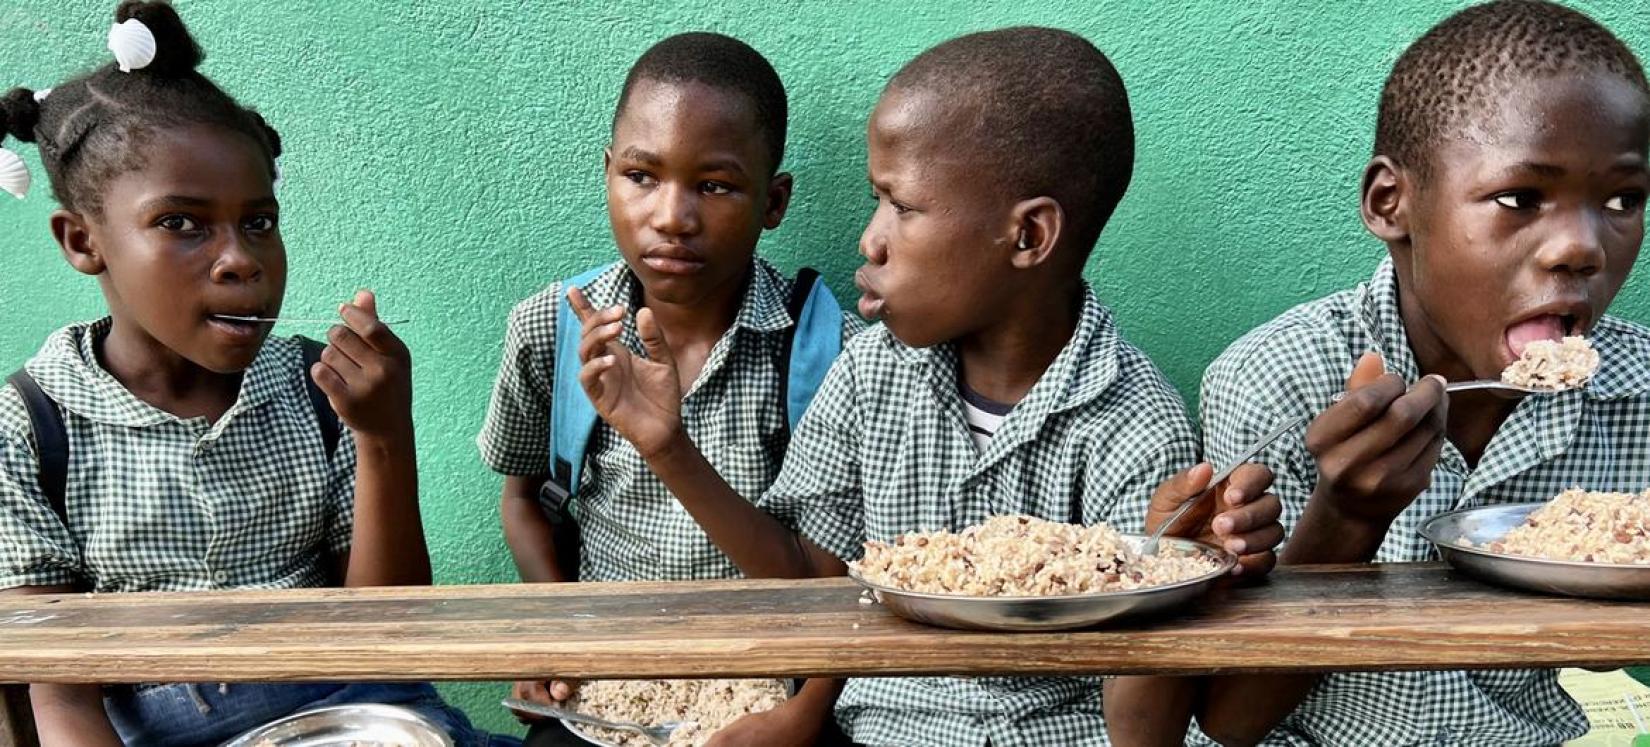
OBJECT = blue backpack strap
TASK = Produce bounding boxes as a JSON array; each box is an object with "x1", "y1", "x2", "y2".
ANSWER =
[
  {"x1": 6, "y1": 369, "x2": 68, "y2": 523},
  {"x1": 546, "y1": 263, "x2": 616, "y2": 511},
  {"x1": 781, "y1": 267, "x2": 844, "y2": 431}
]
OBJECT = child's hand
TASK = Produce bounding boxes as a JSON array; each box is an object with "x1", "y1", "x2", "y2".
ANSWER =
[
  {"x1": 568, "y1": 287, "x2": 683, "y2": 459},
  {"x1": 704, "y1": 697, "x2": 823, "y2": 747},
  {"x1": 1305, "y1": 352, "x2": 1448, "y2": 532},
  {"x1": 1148, "y1": 462, "x2": 1284, "y2": 577},
  {"x1": 311, "y1": 290, "x2": 412, "y2": 441},
  {"x1": 506, "y1": 679, "x2": 579, "y2": 723}
]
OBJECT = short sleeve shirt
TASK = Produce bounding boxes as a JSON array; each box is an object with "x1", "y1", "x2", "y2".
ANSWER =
[
  {"x1": 0, "y1": 320, "x2": 356, "y2": 594},
  {"x1": 1197, "y1": 258, "x2": 1650, "y2": 746},
  {"x1": 759, "y1": 287, "x2": 1200, "y2": 747},
  {"x1": 477, "y1": 258, "x2": 865, "y2": 581}
]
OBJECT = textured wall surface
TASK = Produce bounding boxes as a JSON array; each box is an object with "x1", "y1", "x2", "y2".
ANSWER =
[{"x1": 0, "y1": 0, "x2": 1646, "y2": 734}]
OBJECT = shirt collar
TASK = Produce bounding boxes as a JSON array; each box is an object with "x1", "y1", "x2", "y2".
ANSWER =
[
  {"x1": 586, "y1": 257, "x2": 795, "y2": 336},
  {"x1": 895, "y1": 283, "x2": 1122, "y2": 420},
  {"x1": 25, "y1": 318, "x2": 288, "y2": 428}
]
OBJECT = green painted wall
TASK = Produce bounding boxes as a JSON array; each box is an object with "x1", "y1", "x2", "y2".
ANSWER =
[{"x1": 0, "y1": 0, "x2": 1646, "y2": 735}]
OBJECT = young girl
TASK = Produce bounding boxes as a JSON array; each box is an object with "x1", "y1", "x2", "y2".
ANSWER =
[{"x1": 0, "y1": 3, "x2": 509, "y2": 745}]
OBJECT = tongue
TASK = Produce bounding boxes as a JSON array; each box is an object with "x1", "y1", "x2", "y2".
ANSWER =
[{"x1": 1506, "y1": 315, "x2": 1566, "y2": 358}]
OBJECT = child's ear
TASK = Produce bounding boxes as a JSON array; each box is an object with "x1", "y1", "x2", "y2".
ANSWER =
[
  {"x1": 603, "y1": 147, "x2": 613, "y2": 174},
  {"x1": 1008, "y1": 196, "x2": 1064, "y2": 270},
  {"x1": 50, "y1": 209, "x2": 104, "y2": 276},
  {"x1": 761, "y1": 171, "x2": 794, "y2": 230},
  {"x1": 1361, "y1": 156, "x2": 1411, "y2": 244}
]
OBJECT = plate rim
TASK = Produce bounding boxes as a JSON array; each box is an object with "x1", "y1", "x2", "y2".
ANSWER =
[
  {"x1": 846, "y1": 534, "x2": 1237, "y2": 603},
  {"x1": 1421, "y1": 502, "x2": 1650, "y2": 570}
]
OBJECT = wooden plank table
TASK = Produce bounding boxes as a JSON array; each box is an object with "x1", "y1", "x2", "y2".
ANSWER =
[{"x1": 0, "y1": 563, "x2": 1646, "y2": 686}]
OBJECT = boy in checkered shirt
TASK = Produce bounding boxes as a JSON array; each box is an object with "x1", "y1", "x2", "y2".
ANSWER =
[
  {"x1": 476, "y1": 33, "x2": 861, "y2": 743},
  {"x1": 1189, "y1": 2, "x2": 1650, "y2": 745},
  {"x1": 568, "y1": 28, "x2": 1286, "y2": 747}
]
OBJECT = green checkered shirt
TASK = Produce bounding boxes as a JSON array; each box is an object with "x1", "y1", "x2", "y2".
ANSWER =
[
  {"x1": 478, "y1": 258, "x2": 864, "y2": 582},
  {"x1": 759, "y1": 287, "x2": 1200, "y2": 747},
  {"x1": 1200, "y1": 258, "x2": 1650, "y2": 746},
  {"x1": 0, "y1": 319, "x2": 356, "y2": 593}
]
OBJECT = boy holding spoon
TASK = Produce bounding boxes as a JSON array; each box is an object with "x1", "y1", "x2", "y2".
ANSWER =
[{"x1": 1183, "y1": 2, "x2": 1650, "y2": 745}]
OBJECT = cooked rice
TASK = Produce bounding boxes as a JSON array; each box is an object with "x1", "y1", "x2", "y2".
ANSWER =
[
  {"x1": 1501, "y1": 336, "x2": 1598, "y2": 390},
  {"x1": 850, "y1": 515, "x2": 1221, "y2": 595},
  {"x1": 1473, "y1": 488, "x2": 1650, "y2": 564},
  {"x1": 566, "y1": 679, "x2": 787, "y2": 747}
]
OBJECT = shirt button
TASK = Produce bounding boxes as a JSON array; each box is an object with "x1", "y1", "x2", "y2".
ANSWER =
[{"x1": 212, "y1": 571, "x2": 228, "y2": 584}]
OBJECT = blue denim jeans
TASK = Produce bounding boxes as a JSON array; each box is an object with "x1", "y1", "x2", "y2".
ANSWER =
[{"x1": 104, "y1": 681, "x2": 521, "y2": 747}]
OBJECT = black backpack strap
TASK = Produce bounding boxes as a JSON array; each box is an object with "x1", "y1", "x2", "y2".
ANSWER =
[
  {"x1": 6, "y1": 369, "x2": 68, "y2": 523},
  {"x1": 295, "y1": 337, "x2": 342, "y2": 458},
  {"x1": 777, "y1": 267, "x2": 822, "y2": 434}
]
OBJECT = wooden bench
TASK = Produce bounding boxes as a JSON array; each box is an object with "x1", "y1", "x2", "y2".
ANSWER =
[{"x1": 0, "y1": 563, "x2": 1646, "y2": 742}]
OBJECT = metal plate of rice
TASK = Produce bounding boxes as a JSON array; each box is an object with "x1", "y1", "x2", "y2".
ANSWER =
[
  {"x1": 1422, "y1": 502, "x2": 1650, "y2": 600},
  {"x1": 221, "y1": 703, "x2": 454, "y2": 747},
  {"x1": 560, "y1": 679, "x2": 793, "y2": 747},
  {"x1": 849, "y1": 533, "x2": 1236, "y2": 631}
]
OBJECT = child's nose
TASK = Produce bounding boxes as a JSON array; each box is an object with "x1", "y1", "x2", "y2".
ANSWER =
[
  {"x1": 209, "y1": 235, "x2": 264, "y2": 284},
  {"x1": 1536, "y1": 208, "x2": 1606, "y2": 278},
  {"x1": 859, "y1": 224, "x2": 887, "y2": 264},
  {"x1": 650, "y1": 183, "x2": 700, "y2": 236}
]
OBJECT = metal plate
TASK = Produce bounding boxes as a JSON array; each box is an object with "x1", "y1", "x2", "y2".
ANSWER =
[
  {"x1": 848, "y1": 535, "x2": 1237, "y2": 631},
  {"x1": 221, "y1": 703, "x2": 455, "y2": 747},
  {"x1": 1421, "y1": 503, "x2": 1650, "y2": 600},
  {"x1": 557, "y1": 679, "x2": 795, "y2": 747}
]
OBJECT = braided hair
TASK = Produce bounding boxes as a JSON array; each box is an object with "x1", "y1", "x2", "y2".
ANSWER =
[{"x1": 0, "y1": 1, "x2": 282, "y2": 214}]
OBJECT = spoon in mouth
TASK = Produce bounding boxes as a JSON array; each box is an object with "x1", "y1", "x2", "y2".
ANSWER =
[{"x1": 212, "y1": 314, "x2": 412, "y2": 326}]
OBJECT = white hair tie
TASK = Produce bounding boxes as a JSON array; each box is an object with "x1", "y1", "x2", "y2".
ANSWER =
[
  {"x1": 0, "y1": 148, "x2": 30, "y2": 199},
  {"x1": 32, "y1": 88, "x2": 51, "y2": 103},
  {"x1": 107, "y1": 18, "x2": 157, "y2": 73}
]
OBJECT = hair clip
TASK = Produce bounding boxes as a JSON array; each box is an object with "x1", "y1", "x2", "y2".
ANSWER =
[
  {"x1": 32, "y1": 88, "x2": 51, "y2": 103},
  {"x1": 0, "y1": 148, "x2": 31, "y2": 199},
  {"x1": 108, "y1": 18, "x2": 157, "y2": 73}
]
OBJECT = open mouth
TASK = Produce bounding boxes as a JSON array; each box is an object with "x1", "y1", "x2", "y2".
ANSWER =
[{"x1": 1504, "y1": 313, "x2": 1582, "y2": 360}]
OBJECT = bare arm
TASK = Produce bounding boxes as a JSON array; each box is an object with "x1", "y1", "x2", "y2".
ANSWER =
[
  {"x1": 313, "y1": 291, "x2": 430, "y2": 587},
  {"x1": 500, "y1": 474, "x2": 572, "y2": 582},
  {"x1": 647, "y1": 432, "x2": 845, "y2": 579}
]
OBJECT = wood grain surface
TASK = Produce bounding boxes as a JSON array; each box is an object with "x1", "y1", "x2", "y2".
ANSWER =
[{"x1": 0, "y1": 563, "x2": 1644, "y2": 684}]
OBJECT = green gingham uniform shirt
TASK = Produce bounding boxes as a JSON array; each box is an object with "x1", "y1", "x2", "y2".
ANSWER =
[
  {"x1": 1199, "y1": 258, "x2": 1650, "y2": 746},
  {"x1": 759, "y1": 287, "x2": 1200, "y2": 747},
  {"x1": 478, "y1": 258, "x2": 864, "y2": 582},
  {"x1": 0, "y1": 320, "x2": 357, "y2": 594}
]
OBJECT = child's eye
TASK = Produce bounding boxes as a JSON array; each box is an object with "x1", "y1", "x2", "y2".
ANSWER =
[
  {"x1": 624, "y1": 171, "x2": 656, "y2": 186},
  {"x1": 701, "y1": 181, "x2": 733, "y2": 195},
  {"x1": 1493, "y1": 191, "x2": 1541, "y2": 211},
  {"x1": 1605, "y1": 192, "x2": 1645, "y2": 213},
  {"x1": 244, "y1": 215, "x2": 278, "y2": 232},
  {"x1": 157, "y1": 214, "x2": 201, "y2": 232},
  {"x1": 890, "y1": 200, "x2": 912, "y2": 215}
]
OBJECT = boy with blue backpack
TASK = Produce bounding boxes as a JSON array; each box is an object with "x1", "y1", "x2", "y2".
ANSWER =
[{"x1": 476, "y1": 32, "x2": 860, "y2": 744}]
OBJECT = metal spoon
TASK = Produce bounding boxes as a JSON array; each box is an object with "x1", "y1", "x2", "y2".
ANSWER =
[
  {"x1": 212, "y1": 314, "x2": 412, "y2": 325},
  {"x1": 1146, "y1": 379, "x2": 1556, "y2": 557},
  {"x1": 1330, "y1": 379, "x2": 1557, "y2": 403},
  {"x1": 501, "y1": 698, "x2": 690, "y2": 746},
  {"x1": 1140, "y1": 412, "x2": 1309, "y2": 556}
]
